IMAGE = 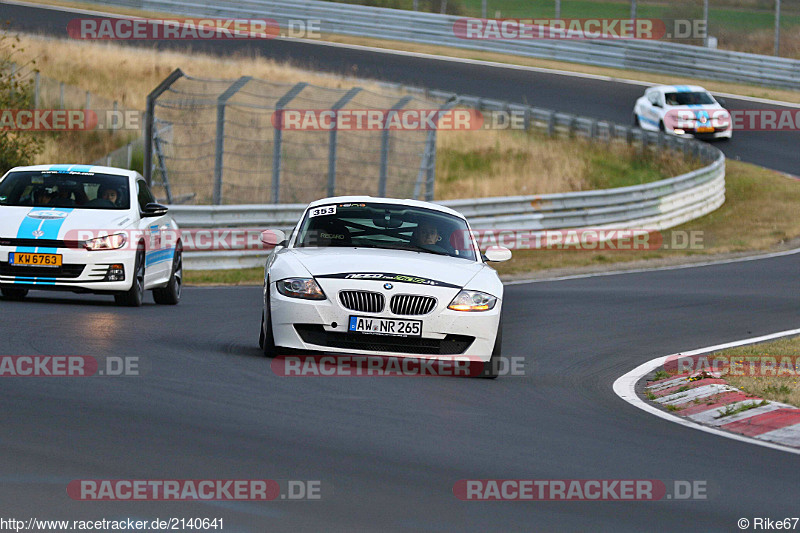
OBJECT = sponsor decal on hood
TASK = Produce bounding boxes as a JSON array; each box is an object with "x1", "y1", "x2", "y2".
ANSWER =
[{"x1": 316, "y1": 272, "x2": 461, "y2": 289}]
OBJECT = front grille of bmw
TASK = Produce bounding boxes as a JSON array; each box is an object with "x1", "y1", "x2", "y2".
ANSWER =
[
  {"x1": 339, "y1": 290, "x2": 385, "y2": 313},
  {"x1": 390, "y1": 294, "x2": 437, "y2": 315}
]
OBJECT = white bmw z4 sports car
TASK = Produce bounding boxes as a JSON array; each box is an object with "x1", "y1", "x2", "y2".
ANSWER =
[
  {"x1": 633, "y1": 84, "x2": 732, "y2": 140},
  {"x1": 0, "y1": 165, "x2": 182, "y2": 307},
  {"x1": 258, "y1": 197, "x2": 512, "y2": 377}
]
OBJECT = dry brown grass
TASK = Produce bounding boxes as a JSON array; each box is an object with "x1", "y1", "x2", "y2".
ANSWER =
[
  {"x1": 712, "y1": 336, "x2": 800, "y2": 408},
  {"x1": 12, "y1": 34, "x2": 382, "y2": 111},
  {"x1": 435, "y1": 128, "x2": 697, "y2": 200}
]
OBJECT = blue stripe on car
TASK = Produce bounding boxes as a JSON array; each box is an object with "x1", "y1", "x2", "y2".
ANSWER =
[
  {"x1": 13, "y1": 208, "x2": 73, "y2": 285},
  {"x1": 146, "y1": 247, "x2": 175, "y2": 267}
]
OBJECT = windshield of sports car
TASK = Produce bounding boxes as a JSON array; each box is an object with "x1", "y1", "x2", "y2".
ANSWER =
[
  {"x1": 664, "y1": 91, "x2": 716, "y2": 106},
  {"x1": 294, "y1": 202, "x2": 477, "y2": 261},
  {"x1": 0, "y1": 170, "x2": 131, "y2": 210}
]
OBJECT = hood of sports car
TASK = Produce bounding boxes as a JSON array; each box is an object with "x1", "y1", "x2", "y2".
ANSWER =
[
  {"x1": 288, "y1": 247, "x2": 485, "y2": 288},
  {"x1": 0, "y1": 206, "x2": 134, "y2": 240}
]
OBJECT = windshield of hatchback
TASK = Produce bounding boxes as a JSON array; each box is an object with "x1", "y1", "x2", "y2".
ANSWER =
[
  {"x1": 664, "y1": 91, "x2": 716, "y2": 106},
  {"x1": 294, "y1": 202, "x2": 477, "y2": 261},
  {"x1": 0, "y1": 170, "x2": 131, "y2": 209}
]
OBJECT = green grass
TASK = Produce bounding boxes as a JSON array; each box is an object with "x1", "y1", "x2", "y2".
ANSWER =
[
  {"x1": 715, "y1": 399, "x2": 769, "y2": 419},
  {"x1": 652, "y1": 369, "x2": 670, "y2": 381}
]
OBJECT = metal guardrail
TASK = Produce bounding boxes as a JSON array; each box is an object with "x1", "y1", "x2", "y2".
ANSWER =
[
  {"x1": 78, "y1": 0, "x2": 800, "y2": 90},
  {"x1": 173, "y1": 87, "x2": 725, "y2": 270}
]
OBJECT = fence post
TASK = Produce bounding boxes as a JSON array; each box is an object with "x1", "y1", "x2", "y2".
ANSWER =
[
  {"x1": 112, "y1": 100, "x2": 118, "y2": 135},
  {"x1": 144, "y1": 68, "x2": 184, "y2": 186},
  {"x1": 85, "y1": 91, "x2": 91, "y2": 111},
  {"x1": 59, "y1": 82, "x2": 64, "y2": 109},
  {"x1": 380, "y1": 95, "x2": 413, "y2": 197},
  {"x1": 327, "y1": 87, "x2": 362, "y2": 198},
  {"x1": 127, "y1": 143, "x2": 133, "y2": 169},
  {"x1": 272, "y1": 82, "x2": 308, "y2": 204},
  {"x1": 414, "y1": 96, "x2": 458, "y2": 201},
  {"x1": 213, "y1": 76, "x2": 252, "y2": 205}
]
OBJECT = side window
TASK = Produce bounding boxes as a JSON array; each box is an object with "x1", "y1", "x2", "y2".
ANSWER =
[
  {"x1": 136, "y1": 180, "x2": 155, "y2": 212},
  {"x1": 648, "y1": 92, "x2": 659, "y2": 106}
]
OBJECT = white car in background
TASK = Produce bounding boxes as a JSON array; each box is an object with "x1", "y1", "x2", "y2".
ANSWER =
[
  {"x1": 258, "y1": 197, "x2": 511, "y2": 378},
  {"x1": 0, "y1": 165, "x2": 182, "y2": 306},
  {"x1": 633, "y1": 85, "x2": 732, "y2": 140}
]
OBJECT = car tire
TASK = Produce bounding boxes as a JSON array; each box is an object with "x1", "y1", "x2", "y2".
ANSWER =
[
  {"x1": 115, "y1": 248, "x2": 145, "y2": 307},
  {"x1": 153, "y1": 243, "x2": 182, "y2": 305},
  {"x1": 478, "y1": 314, "x2": 503, "y2": 379},
  {"x1": 260, "y1": 283, "x2": 278, "y2": 357},
  {"x1": 659, "y1": 120, "x2": 666, "y2": 132},
  {"x1": 1, "y1": 288, "x2": 28, "y2": 300}
]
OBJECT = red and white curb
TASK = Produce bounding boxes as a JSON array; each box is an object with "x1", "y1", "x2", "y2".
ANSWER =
[
  {"x1": 646, "y1": 373, "x2": 800, "y2": 446},
  {"x1": 613, "y1": 328, "x2": 800, "y2": 455}
]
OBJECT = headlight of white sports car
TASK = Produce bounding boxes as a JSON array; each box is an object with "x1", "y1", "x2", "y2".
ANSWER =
[
  {"x1": 448, "y1": 290, "x2": 497, "y2": 312},
  {"x1": 276, "y1": 278, "x2": 326, "y2": 300},
  {"x1": 83, "y1": 233, "x2": 127, "y2": 251}
]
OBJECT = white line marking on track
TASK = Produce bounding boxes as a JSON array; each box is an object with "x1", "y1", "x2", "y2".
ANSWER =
[{"x1": 613, "y1": 327, "x2": 800, "y2": 455}]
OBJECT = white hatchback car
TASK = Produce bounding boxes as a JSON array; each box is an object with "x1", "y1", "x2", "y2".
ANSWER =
[
  {"x1": 259, "y1": 197, "x2": 512, "y2": 377},
  {"x1": 633, "y1": 85, "x2": 732, "y2": 140},
  {"x1": 0, "y1": 165, "x2": 182, "y2": 306}
]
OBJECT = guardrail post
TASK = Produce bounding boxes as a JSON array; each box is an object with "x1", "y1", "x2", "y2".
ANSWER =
[
  {"x1": 272, "y1": 82, "x2": 308, "y2": 204},
  {"x1": 327, "y1": 87, "x2": 362, "y2": 198},
  {"x1": 213, "y1": 76, "x2": 252, "y2": 205},
  {"x1": 59, "y1": 82, "x2": 64, "y2": 110},
  {"x1": 523, "y1": 107, "x2": 531, "y2": 131},
  {"x1": 144, "y1": 68, "x2": 184, "y2": 186},
  {"x1": 589, "y1": 119, "x2": 598, "y2": 139},
  {"x1": 380, "y1": 95, "x2": 413, "y2": 197},
  {"x1": 547, "y1": 112, "x2": 556, "y2": 136},
  {"x1": 85, "y1": 91, "x2": 91, "y2": 112}
]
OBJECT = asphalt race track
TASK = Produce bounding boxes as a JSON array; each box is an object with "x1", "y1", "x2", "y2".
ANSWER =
[
  {"x1": 2, "y1": 256, "x2": 800, "y2": 531},
  {"x1": 1, "y1": 3, "x2": 800, "y2": 532}
]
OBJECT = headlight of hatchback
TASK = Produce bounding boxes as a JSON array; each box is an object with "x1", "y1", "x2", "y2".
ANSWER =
[
  {"x1": 83, "y1": 233, "x2": 127, "y2": 251},
  {"x1": 448, "y1": 290, "x2": 497, "y2": 311},
  {"x1": 276, "y1": 278, "x2": 326, "y2": 300}
]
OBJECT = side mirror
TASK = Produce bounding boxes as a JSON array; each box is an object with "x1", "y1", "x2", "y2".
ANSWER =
[
  {"x1": 261, "y1": 229, "x2": 287, "y2": 248},
  {"x1": 142, "y1": 202, "x2": 168, "y2": 217},
  {"x1": 483, "y1": 246, "x2": 512, "y2": 263},
  {"x1": 716, "y1": 97, "x2": 727, "y2": 108}
]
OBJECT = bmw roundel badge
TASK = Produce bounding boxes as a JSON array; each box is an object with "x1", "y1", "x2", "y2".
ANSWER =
[{"x1": 384, "y1": 283, "x2": 393, "y2": 290}]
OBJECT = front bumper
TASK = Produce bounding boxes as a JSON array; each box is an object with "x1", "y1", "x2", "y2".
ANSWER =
[
  {"x1": 0, "y1": 247, "x2": 135, "y2": 293},
  {"x1": 268, "y1": 281, "x2": 501, "y2": 362}
]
